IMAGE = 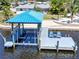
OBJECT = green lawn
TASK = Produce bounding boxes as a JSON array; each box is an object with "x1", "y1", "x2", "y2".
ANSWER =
[{"x1": 44, "y1": 13, "x2": 64, "y2": 20}]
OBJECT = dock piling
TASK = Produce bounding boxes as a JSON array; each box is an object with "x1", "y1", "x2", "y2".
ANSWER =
[{"x1": 56, "y1": 41, "x2": 59, "y2": 53}]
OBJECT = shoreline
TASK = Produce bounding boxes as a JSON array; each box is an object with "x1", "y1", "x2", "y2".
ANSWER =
[
  {"x1": 0, "y1": 23, "x2": 37, "y2": 31},
  {"x1": 0, "y1": 24, "x2": 11, "y2": 31},
  {"x1": 1, "y1": 20, "x2": 79, "y2": 31}
]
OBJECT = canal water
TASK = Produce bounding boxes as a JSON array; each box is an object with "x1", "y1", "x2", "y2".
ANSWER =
[{"x1": 0, "y1": 30, "x2": 79, "y2": 59}]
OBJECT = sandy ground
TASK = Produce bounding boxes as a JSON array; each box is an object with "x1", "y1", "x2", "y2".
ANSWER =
[
  {"x1": 0, "y1": 24, "x2": 37, "y2": 30},
  {"x1": 42, "y1": 20, "x2": 79, "y2": 31},
  {"x1": 1, "y1": 20, "x2": 79, "y2": 31}
]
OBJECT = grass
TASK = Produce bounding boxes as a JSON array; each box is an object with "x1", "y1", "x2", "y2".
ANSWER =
[
  {"x1": 44, "y1": 14, "x2": 54, "y2": 20},
  {"x1": 44, "y1": 13, "x2": 64, "y2": 20}
]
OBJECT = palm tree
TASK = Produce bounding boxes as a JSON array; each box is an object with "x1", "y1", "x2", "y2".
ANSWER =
[{"x1": 70, "y1": 0, "x2": 78, "y2": 21}]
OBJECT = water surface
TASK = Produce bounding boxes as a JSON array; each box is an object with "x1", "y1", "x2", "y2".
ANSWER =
[{"x1": 0, "y1": 30, "x2": 79, "y2": 59}]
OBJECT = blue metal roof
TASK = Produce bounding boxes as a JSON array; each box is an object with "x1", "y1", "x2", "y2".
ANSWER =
[{"x1": 6, "y1": 10, "x2": 44, "y2": 24}]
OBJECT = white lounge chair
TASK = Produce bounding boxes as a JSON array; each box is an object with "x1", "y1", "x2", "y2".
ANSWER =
[{"x1": 0, "y1": 33, "x2": 13, "y2": 47}]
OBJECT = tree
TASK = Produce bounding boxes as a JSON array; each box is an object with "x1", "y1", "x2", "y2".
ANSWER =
[
  {"x1": 50, "y1": 0, "x2": 79, "y2": 21},
  {"x1": 50, "y1": 0, "x2": 64, "y2": 14},
  {"x1": 0, "y1": 0, "x2": 14, "y2": 21},
  {"x1": 50, "y1": 0, "x2": 65, "y2": 19},
  {"x1": 70, "y1": 0, "x2": 78, "y2": 21}
]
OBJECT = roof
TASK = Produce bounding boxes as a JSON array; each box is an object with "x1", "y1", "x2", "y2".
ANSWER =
[
  {"x1": 6, "y1": 10, "x2": 44, "y2": 24},
  {"x1": 36, "y1": 3, "x2": 50, "y2": 9},
  {"x1": 16, "y1": 4, "x2": 34, "y2": 9}
]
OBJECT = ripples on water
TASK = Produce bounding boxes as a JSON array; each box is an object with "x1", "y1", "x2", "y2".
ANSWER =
[
  {"x1": 4, "y1": 46, "x2": 77, "y2": 59},
  {"x1": 0, "y1": 30, "x2": 79, "y2": 59}
]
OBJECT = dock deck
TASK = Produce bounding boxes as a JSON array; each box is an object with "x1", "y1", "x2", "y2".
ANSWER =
[
  {"x1": 40, "y1": 37, "x2": 77, "y2": 50},
  {"x1": 39, "y1": 28, "x2": 77, "y2": 51}
]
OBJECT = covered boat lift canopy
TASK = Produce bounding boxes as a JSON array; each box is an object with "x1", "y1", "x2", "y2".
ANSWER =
[{"x1": 6, "y1": 10, "x2": 44, "y2": 47}]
